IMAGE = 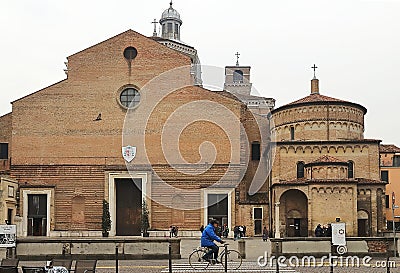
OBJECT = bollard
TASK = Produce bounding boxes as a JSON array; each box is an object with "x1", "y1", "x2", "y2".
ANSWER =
[
  {"x1": 224, "y1": 244, "x2": 228, "y2": 273},
  {"x1": 238, "y1": 240, "x2": 246, "y2": 259},
  {"x1": 169, "y1": 243, "x2": 172, "y2": 273},
  {"x1": 115, "y1": 245, "x2": 119, "y2": 273}
]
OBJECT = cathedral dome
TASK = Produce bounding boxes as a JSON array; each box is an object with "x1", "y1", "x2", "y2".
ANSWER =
[
  {"x1": 160, "y1": 2, "x2": 182, "y2": 23},
  {"x1": 271, "y1": 77, "x2": 367, "y2": 141}
]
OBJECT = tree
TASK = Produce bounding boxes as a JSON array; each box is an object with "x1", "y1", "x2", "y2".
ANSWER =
[
  {"x1": 142, "y1": 199, "x2": 150, "y2": 237},
  {"x1": 102, "y1": 199, "x2": 111, "y2": 236}
]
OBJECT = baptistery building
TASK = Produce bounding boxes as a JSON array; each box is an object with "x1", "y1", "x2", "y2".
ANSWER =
[{"x1": 269, "y1": 76, "x2": 386, "y2": 237}]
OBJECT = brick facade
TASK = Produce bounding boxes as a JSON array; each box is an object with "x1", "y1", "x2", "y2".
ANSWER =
[
  {"x1": 269, "y1": 79, "x2": 386, "y2": 238},
  {"x1": 3, "y1": 29, "x2": 270, "y2": 237}
]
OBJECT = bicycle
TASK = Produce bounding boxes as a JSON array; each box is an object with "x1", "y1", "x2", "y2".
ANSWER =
[{"x1": 189, "y1": 243, "x2": 242, "y2": 270}]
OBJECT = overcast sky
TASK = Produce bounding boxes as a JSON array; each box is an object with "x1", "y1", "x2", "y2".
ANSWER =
[{"x1": 0, "y1": 0, "x2": 399, "y2": 144}]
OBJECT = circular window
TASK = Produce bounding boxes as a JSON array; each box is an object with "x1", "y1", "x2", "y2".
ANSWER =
[
  {"x1": 120, "y1": 88, "x2": 141, "y2": 109},
  {"x1": 123, "y1": 47, "x2": 138, "y2": 61}
]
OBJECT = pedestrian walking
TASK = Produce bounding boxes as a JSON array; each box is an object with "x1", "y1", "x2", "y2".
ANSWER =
[
  {"x1": 233, "y1": 226, "x2": 239, "y2": 240},
  {"x1": 238, "y1": 225, "x2": 244, "y2": 238},
  {"x1": 262, "y1": 227, "x2": 268, "y2": 241}
]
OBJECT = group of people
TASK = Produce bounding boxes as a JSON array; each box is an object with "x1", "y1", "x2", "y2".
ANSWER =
[
  {"x1": 169, "y1": 225, "x2": 179, "y2": 238},
  {"x1": 200, "y1": 224, "x2": 229, "y2": 238},
  {"x1": 233, "y1": 225, "x2": 247, "y2": 240},
  {"x1": 314, "y1": 223, "x2": 332, "y2": 237}
]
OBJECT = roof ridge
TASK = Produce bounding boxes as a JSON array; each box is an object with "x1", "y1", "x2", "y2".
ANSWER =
[{"x1": 287, "y1": 93, "x2": 346, "y2": 106}]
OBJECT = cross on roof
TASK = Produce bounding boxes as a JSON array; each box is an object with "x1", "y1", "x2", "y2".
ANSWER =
[
  {"x1": 236, "y1": 52, "x2": 240, "y2": 66},
  {"x1": 151, "y1": 19, "x2": 158, "y2": 37},
  {"x1": 311, "y1": 64, "x2": 318, "y2": 79}
]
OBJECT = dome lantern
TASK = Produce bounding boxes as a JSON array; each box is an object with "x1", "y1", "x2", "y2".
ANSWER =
[{"x1": 159, "y1": 1, "x2": 182, "y2": 40}]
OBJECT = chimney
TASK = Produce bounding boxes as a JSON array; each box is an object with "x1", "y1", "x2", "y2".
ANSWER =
[{"x1": 311, "y1": 78, "x2": 319, "y2": 94}]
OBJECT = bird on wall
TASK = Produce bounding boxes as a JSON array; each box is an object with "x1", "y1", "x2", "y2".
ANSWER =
[{"x1": 94, "y1": 113, "x2": 102, "y2": 121}]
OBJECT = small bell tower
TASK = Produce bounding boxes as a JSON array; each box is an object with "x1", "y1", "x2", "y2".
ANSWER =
[{"x1": 224, "y1": 52, "x2": 252, "y2": 96}]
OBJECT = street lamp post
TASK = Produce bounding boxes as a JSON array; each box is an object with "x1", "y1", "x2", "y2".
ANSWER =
[{"x1": 392, "y1": 192, "x2": 398, "y2": 258}]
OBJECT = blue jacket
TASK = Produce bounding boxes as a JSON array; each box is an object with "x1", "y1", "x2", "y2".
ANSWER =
[{"x1": 201, "y1": 224, "x2": 222, "y2": 247}]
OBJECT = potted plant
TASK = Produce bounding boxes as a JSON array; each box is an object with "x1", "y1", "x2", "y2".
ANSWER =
[
  {"x1": 142, "y1": 199, "x2": 150, "y2": 237},
  {"x1": 102, "y1": 199, "x2": 111, "y2": 237}
]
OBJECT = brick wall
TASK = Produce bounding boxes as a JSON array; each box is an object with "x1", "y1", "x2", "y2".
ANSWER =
[
  {"x1": 272, "y1": 104, "x2": 365, "y2": 141},
  {"x1": 272, "y1": 142, "x2": 381, "y2": 183},
  {"x1": 8, "y1": 29, "x2": 272, "y2": 234},
  {"x1": 0, "y1": 113, "x2": 11, "y2": 172}
]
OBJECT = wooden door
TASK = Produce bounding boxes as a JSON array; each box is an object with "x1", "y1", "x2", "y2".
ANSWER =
[
  {"x1": 300, "y1": 218, "x2": 308, "y2": 237},
  {"x1": 286, "y1": 218, "x2": 295, "y2": 237},
  {"x1": 358, "y1": 219, "x2": 367, "y2": 237},
  {"x1": 116, "y1": 179, "x2": 142, "y2": 236}
]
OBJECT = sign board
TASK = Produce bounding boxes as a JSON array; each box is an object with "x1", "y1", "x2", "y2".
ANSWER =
[
  {"x1": 0, "y1": 225, "x2": 16, "y2": 248},
  {"x1": 331, "y1": 222, "x2": 346, "y2": 246}
]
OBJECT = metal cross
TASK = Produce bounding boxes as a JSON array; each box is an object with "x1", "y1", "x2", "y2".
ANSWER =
[
  {"x1": 311, "y1": 64, "x2": 318, "y2": 79},
  {"x1": 236, "y1": 52, "x2": 240, "y2": 66},
  {"x1": 151, "y1": 19, "x2": 158, "y2": 37}
]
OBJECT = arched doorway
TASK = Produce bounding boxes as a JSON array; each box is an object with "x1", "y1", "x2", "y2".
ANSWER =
[
  {"x1": 280, "y1": 189, "x2": 308, "y2": 237},
  {"x1": 357, "y1": 210, "x2": 369, "y2": 237}
]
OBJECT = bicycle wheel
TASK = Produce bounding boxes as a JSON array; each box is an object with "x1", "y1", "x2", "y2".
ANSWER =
[
  {"x1": 189, "y1": 249, "x2": 210, "y2": 270},
  {"x1": 221, "y1": 249, "x2": 242, "y2": 270}
]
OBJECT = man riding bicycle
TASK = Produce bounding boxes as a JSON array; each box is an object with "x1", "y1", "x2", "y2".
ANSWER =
[{"x1": 201, "y1": 219, "x2": 225, "y2": 264}]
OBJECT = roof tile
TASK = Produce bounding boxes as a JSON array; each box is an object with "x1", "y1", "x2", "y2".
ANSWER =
[
  {"x1": 286, "y1": 93, "x2": 345, "y2": 106},
  {"x1": 380, "y1": 144, "x2": 400, "y2": 153}
]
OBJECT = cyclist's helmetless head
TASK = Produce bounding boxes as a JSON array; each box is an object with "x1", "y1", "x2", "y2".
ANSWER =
[{"x1": 210, "y1": 219, "x2": 219, "y2": 228}]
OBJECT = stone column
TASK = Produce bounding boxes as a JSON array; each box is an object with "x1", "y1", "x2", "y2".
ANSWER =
[
  {"x1": 275, "y1": 202, "x2": 281, "y2": 238},
  {"x1": 371, "y1": 188, "x2": 377, "y2": 236}
]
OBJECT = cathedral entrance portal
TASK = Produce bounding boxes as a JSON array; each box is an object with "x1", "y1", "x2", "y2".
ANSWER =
[
  {"x1": 116, "y1": 178, "x2": 142, "y2": 236},
  {"x1": 280, "y1": 189, "x2": 308, "y2": 237},
  {"x1": 207, "y1": 194, "x2": 228, "y2": 227},
  {"x1": 27, "y1": 194, "x2": 48, "y2": 236}
]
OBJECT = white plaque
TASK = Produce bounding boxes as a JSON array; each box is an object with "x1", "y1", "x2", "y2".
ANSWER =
[
  {"x1": 0, "y1": 225, "x2": 16, "y2": 248},
  {"x1": 331, "y1": 222, "x2": 346, "y2": 246}
]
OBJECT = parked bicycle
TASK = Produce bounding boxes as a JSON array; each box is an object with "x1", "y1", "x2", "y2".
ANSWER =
[{"x1": 189, "y1": 243, "x2": 242, "y2": 270}]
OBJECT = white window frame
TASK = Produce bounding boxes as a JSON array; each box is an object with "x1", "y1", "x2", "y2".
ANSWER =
[
  {"x1": 203, "y1": 188, "x2": 233, "y2": 236},
  {"x1": 22, "y1": 189, "x2": 52, "y2": 237}
]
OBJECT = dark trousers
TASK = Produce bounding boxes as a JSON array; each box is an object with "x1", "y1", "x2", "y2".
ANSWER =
[{"x1": 203, "y1": 244, "x2": 219, "y2": 260}]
